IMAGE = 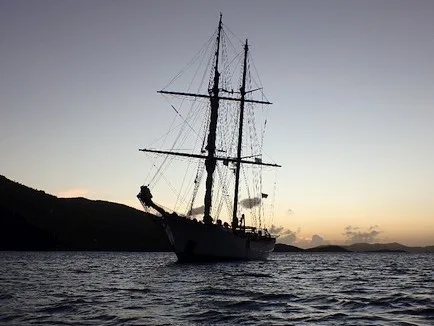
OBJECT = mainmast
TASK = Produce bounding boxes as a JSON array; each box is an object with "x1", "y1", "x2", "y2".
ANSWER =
[
  {"x1": 203, "y1": 13, "x2": 223, "y2": 224},
  {"x1": 232, "y1": 40, "x2": 249, "y2": 229}
]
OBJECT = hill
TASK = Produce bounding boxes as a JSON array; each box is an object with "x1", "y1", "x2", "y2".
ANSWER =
[
  {"x1": 345, "y1": 242, "x2": 433, "y2": 253},
  {"x1": 305, "y1": 245, "x2": 351, "y2": 252},
  {"x1": 273, "y1": 243, "x2": 304, "y2": 252},
  {"x1": 276, "y1": 243, "x2": 433, "y2": 253},
  {"x1": 0, "y1": 175, "x2": 170, "y2": 251}
]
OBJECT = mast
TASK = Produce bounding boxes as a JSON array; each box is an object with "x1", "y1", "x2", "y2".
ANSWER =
[
  {"x1": 232, "y1": 39, "x2": 249, "y2": 229},
  {"x1": 203, "y1": 13, "x2": 223, "y2": 224}
]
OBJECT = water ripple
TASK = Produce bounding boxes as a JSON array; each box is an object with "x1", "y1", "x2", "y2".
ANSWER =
[{"x1": 0, "y1": 251, "x2": 433, "y2": 325}]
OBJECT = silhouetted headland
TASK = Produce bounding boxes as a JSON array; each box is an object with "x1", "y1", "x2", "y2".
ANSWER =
[
  {"x1": 273, "y1": 243, "x2": 305, "y2": 252},
  {"x1": 0, "y1": 175, "x2": 170, "y2": 251},
  {"x1": 274, "y1": 244, "x2": 351, "y2": 253},
  {"x1": 275, "y1": 243, "x2": 433, "y2": 253},
  {"x1": 344, "y1": 242, "x2": 434, "y2": 253},
  {"x1": 305, "y1": 245, "x2": 351, "y2": 253}
]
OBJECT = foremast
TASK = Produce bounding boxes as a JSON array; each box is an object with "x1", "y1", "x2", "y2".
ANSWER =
[{"x1": 203, "y1": 13, "x2": 223, "y2": 224}]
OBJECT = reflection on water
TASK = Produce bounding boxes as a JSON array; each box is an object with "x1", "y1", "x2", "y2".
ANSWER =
[{"x1": 0, "y1": 252, "x2": 433, "y2": 325}]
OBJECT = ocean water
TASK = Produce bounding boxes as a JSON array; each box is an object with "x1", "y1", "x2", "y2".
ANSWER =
[{"x1": 0, "y1": 252, "x2": 432, "y2": 325}]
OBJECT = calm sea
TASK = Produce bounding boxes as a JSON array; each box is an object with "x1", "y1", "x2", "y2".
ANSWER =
[{"x1": 0, "y1": 251, "x2": 432, "y2": 325}]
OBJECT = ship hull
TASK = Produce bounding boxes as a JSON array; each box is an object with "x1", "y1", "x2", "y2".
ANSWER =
[{"x1": 161, "y1": 214, "x2": 275, "y2": 262}]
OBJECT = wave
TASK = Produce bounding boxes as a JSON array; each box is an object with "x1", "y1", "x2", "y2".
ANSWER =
[{"x1": 1, "y1": 251, "x2": 433, "y2": 326}]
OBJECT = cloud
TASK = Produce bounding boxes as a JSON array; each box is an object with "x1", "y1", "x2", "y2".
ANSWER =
[
  {"x1": 268, "y1": 224, "x2": 332, "y2": 248},
  {"x1": 240, "y1": 197, "x2": 261, "y2": 209},
  {"x1": 58, "y1": 189, "x2": 89, "y2": 198},
  {"x1": 268, "y1": 224, "x2": 284, "y2": 234},
  {"x1": 269, "y1": 224, "x2": 297, "y2": 244},
  {"x1": 311, "y1": 234, "x2": 329, "y2": 247},
  {"x1": 188, "y1": 205, "x2": 204, "y2": 215},
  {"x1": 279, "y1": 231, "x2": 297, "y2": 244},
  {"x1": 344, "y1": 225, "x2": 381, "y2": 244},
  {"x1": 291, "y1": 234, "x2": 329, "y2": 249}
]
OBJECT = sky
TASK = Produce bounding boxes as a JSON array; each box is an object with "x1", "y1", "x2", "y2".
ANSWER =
[{"x1": 1, "y1": 0, "x2": 433, "y2": 248}]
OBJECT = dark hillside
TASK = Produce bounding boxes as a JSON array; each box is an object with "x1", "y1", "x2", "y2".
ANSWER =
[
  {"x1": 0, "y1": 175, "x2": 170, "y2": 251},
  {"x1": 305, "y1": 245, "x2": 350, "y2": 252},
  {"x1": 274, "y1": 243, "x2": 304, "y2": 252},
  {"x1": 344, "y1": 242, "x2": 432, "y2": 253}
]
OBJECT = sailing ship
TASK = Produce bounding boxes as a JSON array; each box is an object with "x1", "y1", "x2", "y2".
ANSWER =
[{"x1": 137, "y1": 14, "x2": 280, "y2": 262}]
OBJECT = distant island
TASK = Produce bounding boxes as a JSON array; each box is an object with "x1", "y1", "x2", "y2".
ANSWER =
[
  {"x1": 1, "y1": 175, "x2": 433, "y2": 253},
  {"x1": 274, "y1": 242, "x2": 433, "y2": 253}
]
